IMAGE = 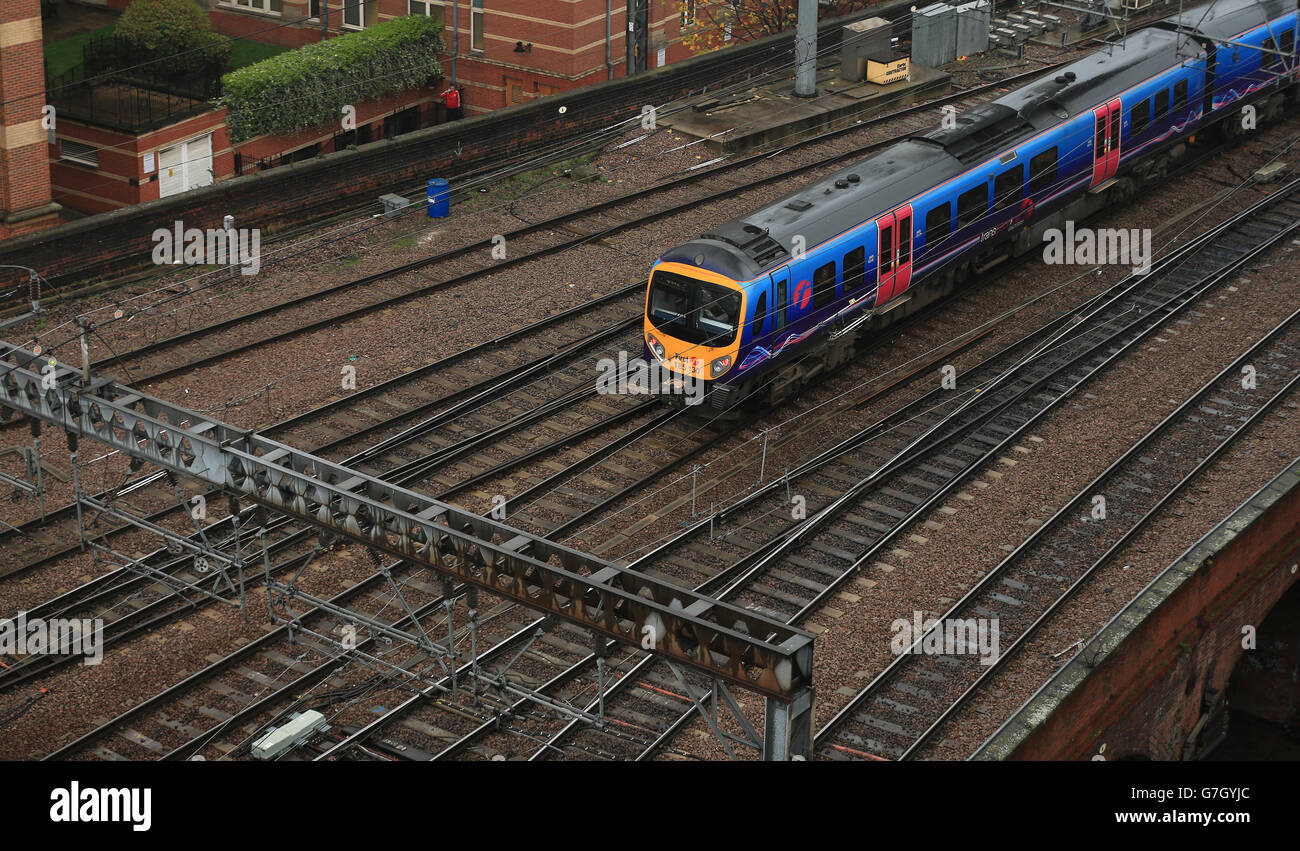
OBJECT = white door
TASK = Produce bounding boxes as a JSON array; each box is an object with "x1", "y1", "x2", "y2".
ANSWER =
[
  {"x1": 157, "y1": 134, "x2": 213, "y2": 198},
  {"x1": 158, "y1": 143, "x2": 184, "y2": 198},
  {"x1": 187, "y1": 134, "x2": 213, "y2": 189}
]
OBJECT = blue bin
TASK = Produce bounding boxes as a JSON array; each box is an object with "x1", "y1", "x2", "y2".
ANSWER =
[{"x1": 427, "y1": 178, "x2": 450, "y2": 218}]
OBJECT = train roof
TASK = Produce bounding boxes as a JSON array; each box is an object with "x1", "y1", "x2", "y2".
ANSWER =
[
  {"x1": 659, "y1": 0, "x2": 1293, "y2": 280},
  {"x1": 1158, "y1": 0, "x2": 1292, "y2": 43}
]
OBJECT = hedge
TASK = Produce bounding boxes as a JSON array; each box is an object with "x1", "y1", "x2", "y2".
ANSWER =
[
  {"x1": 221, "y1": 16, "x2": 445, "y2": 143},
  {"x1": 116, "y1": 0, "x2": 232, "y2": 77}
]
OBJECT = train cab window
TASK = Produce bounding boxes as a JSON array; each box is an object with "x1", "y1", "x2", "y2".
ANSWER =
[
  {"x1": 1173, "y1": 80, "x2": 1188, "y2": 114},
  {"x1": 993, "y1": 165, "x2": 1023, "y2": 212},
  {"x1": 1130, "y1": 98, "x2": 1150, "y2": 136},
  {"x1": 775, "y1": 277, "x2": 787, "y2": 330},
  {"x1": 648, "y1": 271, "x2": 741, "y2": 346},
  {"x1": 957, "y1": 185, "x2": 987, "y2": 229},
  {"x1": 1029, "y1": 148, "x2": 1057, "y2": 196},
  {"x1": 843, "y1": 246, "x2": 867, "y2": 291},
  {"x1": 1154, "y1": 90, "x2": 1169, "y2": 124},
  {"x1": 751, "y1": 289, "x2": 768, "y2": 340},
  {"x1": 813, "y1": 261, "x2": 837, "y2": 309},
  {"x1": 925, "y1": 202, "x2": 951, "y2": 244}
]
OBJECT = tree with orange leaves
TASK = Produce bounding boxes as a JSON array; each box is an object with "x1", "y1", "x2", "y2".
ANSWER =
[{"x1": 677, "y1": 0, "x2": 882, "y2": 54}]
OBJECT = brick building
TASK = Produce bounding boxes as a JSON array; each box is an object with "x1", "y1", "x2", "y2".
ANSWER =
[
  {"x1": 96, "y1": 0, "x2": 699, "y2": 114},
  {"x1": 22, "y1": 0, "x2": 710, "y2": 223},
  {"x1": 1, "y1": 0, "x2": 61, "y2": 240}
]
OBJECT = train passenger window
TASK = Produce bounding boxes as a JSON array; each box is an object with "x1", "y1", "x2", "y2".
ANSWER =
[
  {"x1": 1110, "y1": 109, "x2": 1120, "y2": 152},
  {"x1": 1095, "y1": 115, "x2": 1105, "y2": 154},
  {"x1": 898, "y1": 214, "x2": 911, "y2": 265},
  {"x1": 879, "y1": 222, "x2": 893, "y2": 274},
  {"x1": 1173, "y1": 80, "x2": 1188, "y2": 114},
  {"x1": 813, "y1": 262, "x2": 837, "y2": 309},
  {"x1": 843, "y1": 246, "x2": 867, "y2": 291},
  {"x1": 925, "y1": 203, "x2": 951, "y2": 244},
  {"x1": 1130, "y1": 99, "x2": 1150, "y2": 136},
  {"x1": 1029, "y1": 148, "x2": 1057, "y2": 195},
  {"x1": 1283, "y1": 30, "x2": 1295, "y2": 59},
  {"x1": 751, "y1": 289, "x2": 767, "y2": 340},
  {"x1": 957, "y1": 185, "x2": 987, "y2": 229},
  {"x1": 1154, "y1": 90, "x2": 1169, "y2": 124},
  {"x1": 1263, "y1": 38, "x2": 1280, "y2": 71},
  {"x1": 993, "y1": 165, "x2": 1023, "y2": 212}
]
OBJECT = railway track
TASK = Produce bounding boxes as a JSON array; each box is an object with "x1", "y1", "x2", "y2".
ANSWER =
[
  {"x1": 263, "y1": 175, "x2": 1300, "y2": 762},
  {"x1": 11, "y1": 65, "x2": 1296, "y2": 763},
  {"x1": 477, "y1": 179, "x2": 1300, "y2": 760},
  {"x1": 815, "y1": 306, "x2": 1300, "y2": 760},
  {"x1": 32, "y1": 157, "x2": 1298, "y2": 764},
  {"x1": 0, "y1": 286, "x2": 642, "y2": 582},
  {"x1": 8, "y1": 65, "x2": 1062, "y2": 405},
  {"x1": 32, "y1": 275, "x2": 998, "y2": 759}
]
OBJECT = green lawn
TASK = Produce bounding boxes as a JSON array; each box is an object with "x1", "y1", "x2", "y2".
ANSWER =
[
  {"x1": 43, "y1": 24, "x2": 116, "y2": 79},
  {"x1": 44, "y1": 24, "x2": 286, "y2": 79},
  {"x1": 229, "y1": 38, "x2": 287, "y2": 70}
]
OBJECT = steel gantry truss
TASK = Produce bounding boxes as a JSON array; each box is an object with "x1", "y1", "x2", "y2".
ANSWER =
[{"x1": 0, "y1": 340, "x2": 815, "y2": 759}]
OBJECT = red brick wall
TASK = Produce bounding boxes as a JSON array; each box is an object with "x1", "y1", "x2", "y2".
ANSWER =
[
  {"x1": 50, "y1": 108, "x2": 233, "y2": 215},
  {"x1": 0, "y1": 0, "x2": 57, "y2": 238},
  {"x1": 194, "y1": 0, "x2": 702, "y2": 113}
]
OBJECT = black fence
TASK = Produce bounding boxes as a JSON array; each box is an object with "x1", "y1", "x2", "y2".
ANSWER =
[{"x1": 45, "y1": 35, "x2": 222, "y2": 134}]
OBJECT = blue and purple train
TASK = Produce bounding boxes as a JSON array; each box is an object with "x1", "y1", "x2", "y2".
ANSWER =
[{"x1": 643, "y1": 0, "x2": 1298, "y2": 410}]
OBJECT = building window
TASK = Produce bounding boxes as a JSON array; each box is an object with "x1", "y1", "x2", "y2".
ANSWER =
[
  {"x1": 343, "y1": 0, "x2": 364, "y2": 28},
  {"x1": 410, "y1": 0, "x2": 445, "y2": 26},
  {"x1": 60, "y1": 139, "x2": 99, "y2": 168},
  {"x1": 221, "y1": 0, "x2": 282, "y2": 13},
  {"x1": 681, "y1": 0, "x2": 697, "y2": 28},
  {"x1": 472, "y1": 0, "x2": 484, "y2": 51}
]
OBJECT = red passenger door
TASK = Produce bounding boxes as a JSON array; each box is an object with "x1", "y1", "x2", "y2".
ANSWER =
[
  {"x1": 1091, "y1": 98, "x2": 1122, "y2": 187},
  {"x1": 874, "y1": 212, "x2": 896, "y2": 306},
  {"x1": 894, "y1": 204, "x2": 913, "y2": 297},
  {"x1": 874, "y1": 204, "x2": 914, "y2": 307}
]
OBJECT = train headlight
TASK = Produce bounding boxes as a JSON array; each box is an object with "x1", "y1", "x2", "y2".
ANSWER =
[
  {"x1": 710, "y1": 355, "x2": 732, "y2": 377},
  {"x1": 646, "y1": 333, "x2": 665, "y2": 359}
]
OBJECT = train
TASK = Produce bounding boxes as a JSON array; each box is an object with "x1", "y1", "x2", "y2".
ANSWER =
[{"x1": 642, "y1": 0, "x2": 1298, "y2": 412}]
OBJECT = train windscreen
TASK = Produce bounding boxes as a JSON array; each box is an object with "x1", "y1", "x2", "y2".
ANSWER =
[{"x1": 648, "y1": 271, "x2": 741, "y2": 346}]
